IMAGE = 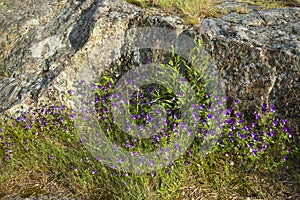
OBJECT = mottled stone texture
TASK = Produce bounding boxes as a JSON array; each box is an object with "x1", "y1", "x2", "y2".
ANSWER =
[
  {"x1": 198, "y1": 4, "x2": 300, "y2": 136},
  {"x1": 0, "y1": 0, "x2": 299, "y2": 137}
]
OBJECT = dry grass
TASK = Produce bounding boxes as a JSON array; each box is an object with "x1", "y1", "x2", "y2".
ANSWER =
[
  {"x1": 126, "y1": 0, "x2": 222, "y2": 24},
  {"x1": 126, "y1": 0, "x2": 300, "y2": 24}
]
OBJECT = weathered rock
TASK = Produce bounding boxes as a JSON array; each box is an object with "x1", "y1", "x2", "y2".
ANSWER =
[
  {"x1": 197, "y1": 1, "x2": 300, "y2": 135},
  {"x1": 0, "y1": 0, "x2": 141, "y2": 114},
  {"x1": 0, "y1": 0, "x2": 299, "y2": 139}
]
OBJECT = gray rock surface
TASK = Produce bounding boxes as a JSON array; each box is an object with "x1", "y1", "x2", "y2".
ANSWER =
[
  {"x1": 197, "y1": 1, "x2": 300, "y2": 135},
  {"x1": 0, "y1": 0, "x2": 138, "y2": 114},
  {"x1": 0, "y1": 0, "x2": 300, "y2": 120},
  {"x1": 0, "y1": 0, "x2": 299, "y2": 133},
  {"x1": 0, "y1": 0, "x2": 299, "y2": 129}
]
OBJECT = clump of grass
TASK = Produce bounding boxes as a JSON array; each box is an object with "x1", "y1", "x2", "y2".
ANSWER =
[
  {"x1": 238, "y1": 0, "x2": 300, "y2": 8},
  {"x1": 234, "y1": 5, "x2": 250, "y2": 14},
  {"x1": 126, "y1": 0, "x2": 221, "y2": 24},
  {"x1": 0, "y1": 40, "x2": 299, "y2": 199},
  {"x1": 126, "y1": 0, "x2": 300, "y2": 25}
]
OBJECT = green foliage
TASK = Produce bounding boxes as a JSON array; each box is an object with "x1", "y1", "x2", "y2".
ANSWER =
[{"x1": 0, "y1": 39, "x2": 299, "y2": 199}]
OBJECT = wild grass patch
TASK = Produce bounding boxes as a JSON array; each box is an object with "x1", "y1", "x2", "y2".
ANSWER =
[
  {"x1": 0, "y1": 40, "x2": 299, "y2": 199},
  {"x1": 126, "y1": 0, "x2": 300, "y2": 24}
]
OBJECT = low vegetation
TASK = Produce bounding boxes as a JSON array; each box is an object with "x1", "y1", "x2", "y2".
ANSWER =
[
  {"x1": 0, "y1": 40, "x2": 299, "y2": 199},
  {"x1": 126, "y1": 0, "x2": 300, "y2": 24}
]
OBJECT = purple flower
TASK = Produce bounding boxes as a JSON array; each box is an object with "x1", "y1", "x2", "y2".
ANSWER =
[
  {"x1": 243, "y1": 125, "x2": 250, "y2": 131},
  {"x1": 131, "y1": 114, "x2": 137, "y2": 120},
  {"x1": 24, "y1": 124, "x2": 31, "y2": 130},
  {"x1": 206, "y1": 93, "x2": 210, "y2": 98},
  {"x1": 225, "y1": 118, "x2": 235, "y2": 125},
  {"x1": 269, "y1": 105, "x2": 276, "y2": 113},
  {"x1": 267, "y1": 131, "x2": 275, "y2": 137},
  {"x1": 283, "y1": 156, "x2": 287, "y2": 162},
  {"x1": 237, "y1": 119, "x2": 243, "y2": 125},
  {"x1": 234, "y1": 99, "x2": 239, "y2": 104},
  {"x1": 192, "y1": 112, "x2": 199, "y2": 121},
  {"x1": 257, "y1": 146, "x2": 264, "y2": 152},
  {"x1": 49, "y1": 155, "x2": 54, "y2": 160},
  {"x1": 62, "y1": 126, "x2": 67, "y2": 132},
  {"x1": 151, "y1": 171, "x2": 156, "y2": 177},
  {"x1": 283, "y1": 126, "x2": 290, "y2": 133},
  {"x1": 261, "y1": 103, "x2": 267, "y2": 114},
  {"x1": 207, "y1": 113, "x2": 212, "y2": 119},
  {"x1": 282, "y1": 119, "x2": 287, "y2": 125},
  {"x1": 79, "y1": 80, "x2": 85, "y2": 85},
  {"x1": 225, "y1": 108, "x2": 232, "y2": 115},
  {"x1": 155, "y1": 109, "x2": 161, "y2": 114},
  {"x1": 247, "y1": 143, "x2": 253, "y2": 148},
  {"x1": 218, "y1": 101, "x2": 223, "y2": 106},
  {"x1": 45, "y1": 109, "x2": 49, "y2": 115},
  {"x1": 177, "y1": 91, "x2": 183, "y2": 98},
  {"x1": 251, "y1": 133, "x2": 258, "y2": 141},
  {"x1": 250, "y1": 147, "x2": 257, "y2": 157},
  {"x1": 150, "y1": 160, "x2": 154, "y2": 166},
  {"x1": 254, "y1": 112, "x2": 260, "y2": 120},
  {"x1": 174, "y1": 113, "x2": 178, "y2": 119},
  {"x1": 185, "y1": 160, "x2": 190, "y2": 165},
  {"x1": 272, "y1": 119, "x2": 279, "y2": 127}
]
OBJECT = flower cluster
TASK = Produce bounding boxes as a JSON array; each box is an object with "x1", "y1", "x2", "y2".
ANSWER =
[{"x1": 0, "y1": 53, "x2": 296, "y2": 179}]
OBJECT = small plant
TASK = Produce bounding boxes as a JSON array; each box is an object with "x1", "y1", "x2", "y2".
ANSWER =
[
  {"x1": 125, "y1": 0, "x2": 222, "y2": 24},
  {"x1": 126, "y1": 0, "x2": 300, "y2": 25},
  {"x1": 234, "y1": 5, "x2": 250, "y2": 14},
  {"x1": 239, "y1": 0, "x2": 300, "y2": 8}
]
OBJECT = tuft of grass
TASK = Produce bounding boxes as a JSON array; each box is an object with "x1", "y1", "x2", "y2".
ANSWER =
[
  {"x1": 126, "y1": 0, "x2": 222, "y2": 24},
  {"x1": 238, "y1": 0, "x2": 300, "y2": 8},
  {"x1": 126, "y1": 0, "x2": 300, "y2": 24},
  {"x1": 234, "y1": 5, "x2": 250, "y2": 14}
]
